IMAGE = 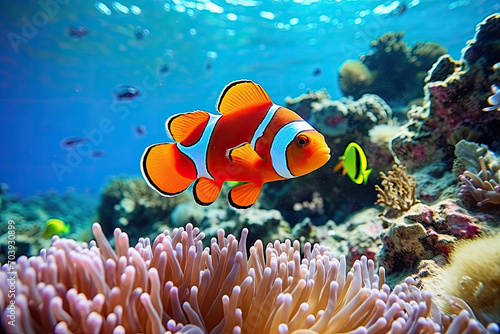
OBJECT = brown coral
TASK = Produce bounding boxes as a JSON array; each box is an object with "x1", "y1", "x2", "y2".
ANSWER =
[
  {"x1": 338, "y1": 60, "x2": 374, "y2": 97},
  {"x1": 377, "y1": 199, "x2": 485, "y2": 287},
  {"x1": 374, "y1": 164, "x2": 420, "y2": 213},
  {"x1": 342, "y1": 31, "x2": 447, "y2": 105}
]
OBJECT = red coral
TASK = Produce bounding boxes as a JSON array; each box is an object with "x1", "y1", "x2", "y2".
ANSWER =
[{"x1": 445, "y1": 213, "x2": 481, "y2": 238}]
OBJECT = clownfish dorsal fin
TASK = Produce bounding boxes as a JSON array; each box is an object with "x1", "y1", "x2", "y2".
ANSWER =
[
  {"x1": 226, "y1": 143, "x2": 265, "y2": 168},
  {"x1": 217, "y1": 80, "x2": 273, "y2": 115},
  {"x1": 166, "y1": 111, "x2": 210, "y2": 145}
]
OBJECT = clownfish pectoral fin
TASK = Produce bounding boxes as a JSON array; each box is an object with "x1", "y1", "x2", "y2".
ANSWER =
[
  {"x1": 217, "y1": 80, "x2": 273, "y2": 115},
  {"x1": 226, "y1": 143, "x2": 265, "y2": 169},
  {"x1": 166, "y1": 111, "x2": 210, "y2": 145},
  {"x1": 228, "y1": 182, "x2": 263, "y2": 209},
  {"x1": 141, "y1": 143, "x2": 196, "y2": 196},
  {"x1": 193, "y1": 178, "x2": 222, "y2": 206}
]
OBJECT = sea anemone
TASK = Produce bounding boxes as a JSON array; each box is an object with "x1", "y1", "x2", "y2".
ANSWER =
[
  {"x1": 1, "y1": 223, "x2": 498, "y2": 333},
  {"x1": 425, "y1": 235, "x2": 500, "y2": 325},
  {"x1": 459, "y1": 156, "x2": 500, "y2": 207}
]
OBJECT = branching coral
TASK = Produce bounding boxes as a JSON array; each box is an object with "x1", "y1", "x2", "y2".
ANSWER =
[
  {"x1": 375, "y1": 164, "x2": 420, "y2": 213},
  {"x1": 1, "y1": 223, "x2": 499, "y2": 333},
  {"x1": 459, "y1": 155, "x2": 500, "y2": 207}
]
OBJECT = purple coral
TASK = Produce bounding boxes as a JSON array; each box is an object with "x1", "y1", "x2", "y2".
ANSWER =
[{"x1": 390, "y1": 14, "x2": 500, "y2": 170}]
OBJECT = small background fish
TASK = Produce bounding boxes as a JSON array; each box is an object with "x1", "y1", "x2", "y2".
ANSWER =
[{"x1": 43, "y1": 218, "x2": 70, "y2": 238}]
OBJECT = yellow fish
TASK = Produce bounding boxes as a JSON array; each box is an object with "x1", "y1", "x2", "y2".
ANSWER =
[
  {"x1": 43, "y1": 218, "x2": 70, "y2": 238},
  {"x1": 334, "y1": 142, "x2": 372, "y2": 185}
]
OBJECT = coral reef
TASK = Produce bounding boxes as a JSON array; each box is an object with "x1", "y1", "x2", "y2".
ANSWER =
[
  {"x1": 411, "y1": 162, "x2": 458, "y2": 205},
  {"x1": 0, "y1": 185, "x2": 97, "y2": 263},
  {"x1": 368, "y1": 124, "x2": 401, "y2": 149},
  {"x1": 377, "y1": 199, "x2": 497, "y2": 287},
  {"x1": 390, "y1": 14, "x2": 500, "y2": 170},
  {"x1": 339, "y1": 31, "x2": 447, "y2": 106},
  {"x1": 285, "y1": 89, "x2": 394, "y2": 138},
  {"x1": 307, "y1": 94, "x2": 393, "y2": 138},
  {"x1": 2, "y1": 223, "x2": 499, "y2": 333},
  {"x1": 259, "y1": 91, "x2": 397, "y2": 226},
  {"x1": 171, "y1": 200, "x2": 293, "y2": 248},
  {"x1": 97, "y1": 176, "x2": 190, "y2": 239},
  {"x1": 284, "y1": 88, "x2": 330, "y2": 120},
  {"x1": 338, "y1": 60, "x2": 374, "y2": 97},
  {"x1": 374, "y1": 164, "x2": 420, "y2": 214},
  {"x1": 291, "y1": 208, "x2": 383, "y2": 268}
]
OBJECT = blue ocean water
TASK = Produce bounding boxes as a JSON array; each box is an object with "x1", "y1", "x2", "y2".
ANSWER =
[{"x1": 0, "y1": 0, "x2": 498, "y2": 197}]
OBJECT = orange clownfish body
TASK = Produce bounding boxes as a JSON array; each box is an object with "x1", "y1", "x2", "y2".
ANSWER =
[{"x1": 141, "y1": 80, "x2": 331, "y2": 209}]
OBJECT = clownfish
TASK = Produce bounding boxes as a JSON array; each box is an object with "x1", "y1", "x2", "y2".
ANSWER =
[{"x1": 141, "y1": 80, "x2": 331, "y2": 209}]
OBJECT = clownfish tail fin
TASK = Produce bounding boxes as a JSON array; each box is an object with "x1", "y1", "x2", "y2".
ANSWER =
[{"x1": 141, "y1": 143, "x2": 196, "y2": 196}]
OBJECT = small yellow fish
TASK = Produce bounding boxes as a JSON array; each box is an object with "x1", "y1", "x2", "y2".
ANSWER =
[
  {"x1": 43, "y1": 218, "x2": 70, "y2": 238},
  {"x1": 334, "y1": 142, "x2": 372, "y2": 185}
]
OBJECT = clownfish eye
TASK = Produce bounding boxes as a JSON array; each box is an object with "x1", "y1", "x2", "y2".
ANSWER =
[{"x1": 296, "y1": 134, "x2": 309, "y2": 148}]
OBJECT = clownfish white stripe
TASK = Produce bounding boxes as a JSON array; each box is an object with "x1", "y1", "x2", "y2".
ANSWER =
[
  {"x1": 177, "y1": 114, "x2": 221, "y2": 180},
  {"x1": 250, "y1": 104, "x2": 281, "y2": 149},
  {"x1": 270, "y1": 120, "x2": 315, "y2": 179}
]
